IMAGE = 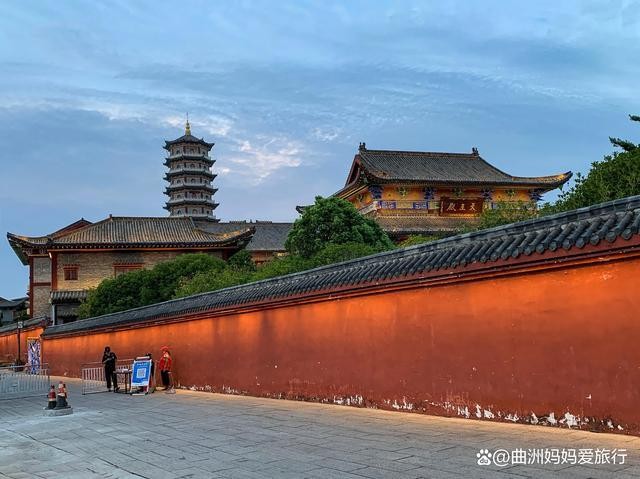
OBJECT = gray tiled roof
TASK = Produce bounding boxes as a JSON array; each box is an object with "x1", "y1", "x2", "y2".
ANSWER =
[
  {"x1": 164, "y1": 134, "x2": 214, "y2": 149},
  {"x1": 342, "y1": 148, "x2": 572, "y2": 189},
  {"x1": 51, "y1": 290, "x2": 88, "y2": 303},
  {"x1": 0, "y1": 316, "x2": 46, "y2": 334},
  {"x1": 8, "y1": 217, "x2": 253, "y2": 251},
  {"x1": 43, "y1": 195, "x2": 640, "y2": 337},
  {"x1": 0, "y1": 297, "x2": 28, "y2": 309},
  {"x1": 196, "y1": 221, "x2": 292, "y2": 252}
]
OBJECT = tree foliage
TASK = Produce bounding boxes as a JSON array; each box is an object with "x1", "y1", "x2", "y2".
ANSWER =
[
  {"x1": 251, "y1": 255, "x2": 315, "y2": 282},
  {"x1": 174, "y1": 268, "x2": 253, "y2": 298},
  {"x1": 397, "y1": 235, "x2": 439, "y2": 248},
  {"x1": 310, "y1": 242, "x2": 381, "y2": 265},
  {"x1": 608, "y1": 114, "x2": 639, "y2": 152},
  {"x1": 78, "y1": 254, "x2": 226, "y2": 318},
  {"x1": 541, "y1": 152, "x2": 640, "y2": 215},
  {"x1": 79, "y1": 241, "x2": 386, "y2": 315},
  {"x1": 541, "y1": 114, "x2": 640, "y2": 215},
  {"x1": 227, "y1": 249, "x2": 257, "y2": 272},
  {"x1": 476, "y1": 201, "x2": 538, "y2": 230},
  {"x1": 285, "y1": 196, "x2": 394, "y2": 258}
]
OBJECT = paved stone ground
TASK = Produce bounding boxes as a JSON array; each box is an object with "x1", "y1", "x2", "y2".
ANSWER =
[{"x1": 1, "y1": 378, "x2": 639, "y2": 479}]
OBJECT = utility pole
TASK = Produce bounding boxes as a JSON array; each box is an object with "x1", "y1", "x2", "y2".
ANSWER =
[{"x1": 16, "y1": 320, "x2": 23, "y2": 367}]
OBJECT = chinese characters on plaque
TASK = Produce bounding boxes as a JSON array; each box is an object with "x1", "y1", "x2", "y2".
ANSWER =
[{"x1": 440, "y1": 197, "x2": 483, "y2": 216}]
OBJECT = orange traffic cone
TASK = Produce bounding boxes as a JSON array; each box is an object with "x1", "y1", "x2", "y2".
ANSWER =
[
  {"x1": 55, "y1": 381, "x2": 68, "y2": 409},
  {"x1": 47, "y1": 386, "x2": 56, "y2": 409}
]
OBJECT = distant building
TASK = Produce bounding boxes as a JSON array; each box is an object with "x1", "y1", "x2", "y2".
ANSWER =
[
  {"x1": 0, "y1": 296, "x2": 28, "y2": 325},
  {"x1": 7, "y1": 123, "x2": 292, "y2": 323},
  {"x1": 163, "y1": 120, "x2": 219, "y2": 219},
  {"x1": 7, "y1": 217, "x2": 254, "y2": 322},
  {"x1": 330, "y1": 143, "x2": 572, "y2": 240}
]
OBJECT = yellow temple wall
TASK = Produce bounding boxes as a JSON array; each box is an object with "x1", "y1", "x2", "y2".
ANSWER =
[
  {"x1": 53, "y1": 250, "x2": 224, "y2": 291},
  {"x1": 346, "y1": 185, "x2": 533, "y2": 208}
]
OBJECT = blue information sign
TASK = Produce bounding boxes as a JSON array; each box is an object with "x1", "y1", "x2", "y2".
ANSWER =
[{"x1": 131, "y1": 359, "x2": 152, "y2": 387}]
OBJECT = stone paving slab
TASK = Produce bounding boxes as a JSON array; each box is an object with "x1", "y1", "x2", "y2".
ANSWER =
[{"x1": 0, "y1": 377, "x2": 639, "y2": 478}]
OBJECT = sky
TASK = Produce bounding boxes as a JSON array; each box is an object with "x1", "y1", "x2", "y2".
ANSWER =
[{"x1": 0, "y1": 0, "x2": 639, "y2": 298}]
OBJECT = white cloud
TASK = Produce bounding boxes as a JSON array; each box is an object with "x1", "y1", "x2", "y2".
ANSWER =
[
  {"x1": 224, "y1": 136, "x2": 304, "y2": 184},
  {"x1": 311, "y1": 127, "x2": 341, "y2": 142}
]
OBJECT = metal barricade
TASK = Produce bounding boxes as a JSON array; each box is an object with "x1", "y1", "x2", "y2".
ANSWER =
[
  {"x1": 0, "y1": 363, "x2": 50, "y2": 400},
  {"x1": 81, "y1": 359, "x2": 133, "y2": 395}
]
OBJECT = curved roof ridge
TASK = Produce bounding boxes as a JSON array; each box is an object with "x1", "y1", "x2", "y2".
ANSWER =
[
  {"x1": 8, "y1": 216, "x2": 256, "y2": 249},
  {"x1": 469, "y1": 155, "x2": 573, "y2": 185},
  {"x1": 164, "y1": 133, "x2": 214, "y2": 149},
  {"x1": 347, "y1": 148, "x2": 572, "y2": 190},
  {"x1": 362, "y1": 148, "x2": 479, "y2": 156}
]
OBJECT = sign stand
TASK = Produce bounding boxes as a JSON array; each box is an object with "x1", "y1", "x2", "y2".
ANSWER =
[{"x1": 130, "y1": 357, "x2": 152, "y2": 395}]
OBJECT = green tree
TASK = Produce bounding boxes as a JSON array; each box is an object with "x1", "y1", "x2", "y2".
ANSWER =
[
  {"x1": 541, "y1": 115, "x2": 640, "y2": 214},
  {"x1": 227, "y1": 249, "x2": 257, "y2": 272},
  {"x1": 476, "y1": 201, "x2": 538, "y2": 230},
  {"x1": 78, "y1": 269, "x2": 152, "y2": 318},
  {"x1": 78, "y1": 253, "x2": 226, "y2": 318},
  {"x1": 285, "y1": 196, "x2": 394, "y2": 258},
  {"x1": 251, "y1": 255, "x2": 315, "y2": 281},
  {"x1": 608, "y1": 114, "x2": 639, "y2": 152},
  {"x1": 310, "y1": 242, "x2": 381, "y2": 266},
  {"x1": 397, "y1": 235, "x2": 439, "y2": 248},
  {"x1": 174, "y1": 267, "x2": 253, "y2": 298}
]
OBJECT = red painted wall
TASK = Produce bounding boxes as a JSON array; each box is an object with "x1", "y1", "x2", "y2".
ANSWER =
[
  {"x1": 38, "y1": 255, "x2": 640, "y2": 434},
  {"x1": 0, "y1": 326, "x2": 43, "y2": 364}
]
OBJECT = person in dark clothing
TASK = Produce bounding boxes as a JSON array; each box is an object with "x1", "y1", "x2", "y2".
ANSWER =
[{"x1": 101, "y1": 346, "x2": 119, "y2": 392}]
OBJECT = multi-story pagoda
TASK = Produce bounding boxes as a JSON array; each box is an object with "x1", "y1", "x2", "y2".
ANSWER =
[{"x1": 163, "y1": 120, "x2": 219, "y2": 220}]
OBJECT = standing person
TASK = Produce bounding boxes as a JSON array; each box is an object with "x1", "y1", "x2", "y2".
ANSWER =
[
  {"x1": 101, "y1": 346, "x2": 119, "y2": 392},
  {"x1": 158, "y1": 346, "x2": 174, "y2": 393}
]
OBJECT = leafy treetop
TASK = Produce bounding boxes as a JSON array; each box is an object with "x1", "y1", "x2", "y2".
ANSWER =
[{"x1": 285, "y1": 196, "x2": 394, "y2": 258}]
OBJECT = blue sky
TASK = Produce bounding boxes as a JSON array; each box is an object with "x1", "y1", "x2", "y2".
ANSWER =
[{"x1": 1, "y1": 1, "x2": 639, "y2": 298}]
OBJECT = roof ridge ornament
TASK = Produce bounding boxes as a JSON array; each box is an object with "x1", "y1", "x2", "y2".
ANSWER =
[
  {"x1": 358, "y1": 142, "x2": 366, "y2": 151},
  {"x1": 185, "y1": 113, "x2": 191, "y2": 136},
  {"x1": 472, "y1": 147, "x2": 479, "y2": 156}
]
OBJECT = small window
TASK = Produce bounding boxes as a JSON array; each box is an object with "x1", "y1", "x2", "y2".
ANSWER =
[{"x1": 64, "y1": 267, "x2": 78, "y2": 281}]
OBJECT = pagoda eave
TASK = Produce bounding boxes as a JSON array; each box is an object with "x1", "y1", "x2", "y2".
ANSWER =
[
  {"x1": 165, "y1": 199, "x2": 219, "y2": 207},
  {"x1": 165, "y1": 185, "x2": 217, "y2": 193},
  {"x1": 164, "y1": 171, "x2": 216, "y2": 180},
  {"x1": 163, "y1": 135, "x2": 215, "y2": 149},
  {"x1": 164, "y1": 157, "x2": 214, "y2": 167}
]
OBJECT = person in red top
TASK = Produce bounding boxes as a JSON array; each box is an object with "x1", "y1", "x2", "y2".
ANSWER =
[{"x1": 158, "y1": 346, "x2": 174, "y2": 393}]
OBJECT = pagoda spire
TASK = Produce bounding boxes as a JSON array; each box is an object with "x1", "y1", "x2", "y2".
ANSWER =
[{"x1": 185, "y1": 113, "x2": 191, "y2": 135}]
